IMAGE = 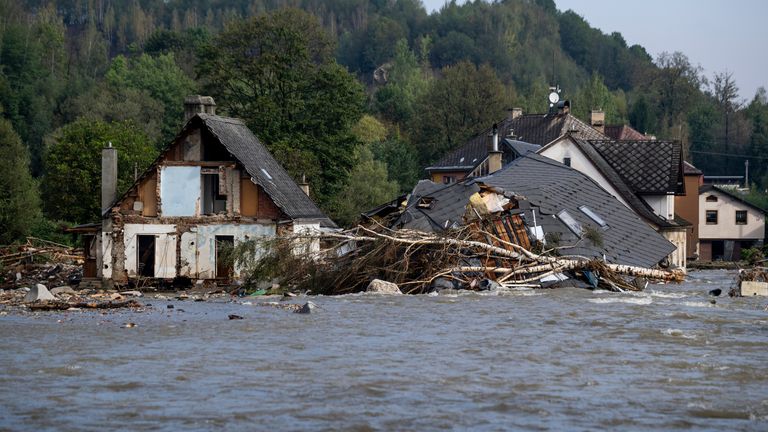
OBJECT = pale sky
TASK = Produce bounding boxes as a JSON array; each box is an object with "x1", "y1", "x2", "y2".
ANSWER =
[{"x1": 421, "y1": 0, "x2": 768, "y2": 102}]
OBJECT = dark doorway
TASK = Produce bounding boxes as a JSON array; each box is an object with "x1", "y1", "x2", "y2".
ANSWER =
[
  {"x1": 84, "y1": 235, "x2": 98, "y2": 278},
  {"x1": 137, "y1": 235, "x2": 156, "y2": 277},
  {"x1": 215, "y1": 235, "x2": 234, "y2": 279},
  {"x1": 711, "y1": 240, "x2": 725, "y2": 261}
]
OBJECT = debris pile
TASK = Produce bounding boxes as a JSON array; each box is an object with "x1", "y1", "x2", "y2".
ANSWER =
[
  {"x1": 1, "y1": 237, "x2": 83, "y2": 290},
  {"x1": 735, "y1": 267, "x2": 768, "y2": 297},
  {"x1": 0, "y1": 285, "x2": 144, "y2": 312},
  {"x1": 237, "y1": 222, "x2": 683, "y2": 296}
]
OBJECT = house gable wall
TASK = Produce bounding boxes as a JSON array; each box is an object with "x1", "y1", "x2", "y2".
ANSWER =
[
  {"x1": 699, "y1": 190, "x2": 765, "y2": 240},
  {"x1": 104, "y1": 124, "x2": 288, "y2": 284},
  {"x1": 537, "y1": 137, "x2": 631, "y2": 209}
]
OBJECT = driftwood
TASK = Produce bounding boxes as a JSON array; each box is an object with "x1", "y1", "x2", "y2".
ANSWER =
[
  {"x1": 27, "y1": 300, "x2": 142, "y2": 312},
  {"x1": 236, "y1": 224, "x2": 683, "y2": 295}
]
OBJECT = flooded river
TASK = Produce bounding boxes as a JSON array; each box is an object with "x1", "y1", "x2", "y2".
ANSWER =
[{"x1": 1, "y1": 270, "x2": 768, "y2": 431}]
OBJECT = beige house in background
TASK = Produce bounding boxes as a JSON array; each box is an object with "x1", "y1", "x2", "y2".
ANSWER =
[{"x1": 699, "y1": 185, "x2": 765, "y2": 261}]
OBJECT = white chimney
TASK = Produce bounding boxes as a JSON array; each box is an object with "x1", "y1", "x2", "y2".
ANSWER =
[{"x1": 102, "y1": 142, "x2": 118, "y2": 213}]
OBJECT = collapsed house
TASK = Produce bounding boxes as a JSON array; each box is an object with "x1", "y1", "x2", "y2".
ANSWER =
[
  {"x1": 397, "y1": 153, "x2": 676, "y2": 269},
  {"x1": 423, "y1": 96, "x2": 689, "y2": 270},
  {"x1": 76, "y1": 96, "x2": 334, "y2": 287}
]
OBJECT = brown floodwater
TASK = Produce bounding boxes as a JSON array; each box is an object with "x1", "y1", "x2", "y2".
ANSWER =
[{"x1": 1, "y1": 269, "x2": 767, "y2": 431}]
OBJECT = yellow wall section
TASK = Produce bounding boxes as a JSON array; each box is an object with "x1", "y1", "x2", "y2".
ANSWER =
[{"x1": 240, "y1": 178, "x2": 259, "y2": 217}]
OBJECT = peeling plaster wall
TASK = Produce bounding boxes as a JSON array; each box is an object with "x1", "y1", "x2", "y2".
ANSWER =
[
  {"x1": 123, "y1": 224, "x2": 177, "y2": 278},
  {"x1": 180, "y1": 223, "x2": 277, "y2": 279}
]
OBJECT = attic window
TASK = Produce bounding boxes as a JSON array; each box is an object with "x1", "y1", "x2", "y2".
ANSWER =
[
  {"x1": 417, "y1": 197, "x2": 435, "y2": 209},
  {"x1": 261, "y1": 168, "x2": 273, "y2": 181},
  {"x1": 579, "y1": 205, "x2": 607, "y2": 228},
  {"x1": 557, "y1": 209, "x2": 583, "y2": 237},
  {"x1": 563, "y1": 157, "x2": 572, "y2": 167},
  {"x1": 706, "y1": 195, "x2": 718, "y2": 202}
]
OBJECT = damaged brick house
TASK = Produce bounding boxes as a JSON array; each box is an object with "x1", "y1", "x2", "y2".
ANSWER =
[{"x1": 80, "y1": 96, "x2": 334, "y2": 286}]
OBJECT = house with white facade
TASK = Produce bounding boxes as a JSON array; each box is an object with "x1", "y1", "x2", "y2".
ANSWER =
[
  {"x1": 699, "y1": 185, "x2": 765, "y2": 261},
  {"x1": 75, "y1": 96, "x2": 333, "y2": 287}
]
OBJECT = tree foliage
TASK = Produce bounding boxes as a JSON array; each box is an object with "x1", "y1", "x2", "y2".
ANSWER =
[
  {"x1": 41, "y1": 119, "x2": 157, "y2": 224},
  {"x1": 409, "y1": 61, "x2": 509, "y2": 165},
  {"x1": 0, "y1": 118, "x2": 41, "y2": 244},
  {"x1": 197, "y1": 8, "x2": 365, "y2": 205}
]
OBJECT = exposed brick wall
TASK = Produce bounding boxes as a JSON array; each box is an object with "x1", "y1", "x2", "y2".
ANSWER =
[{"x1": 257, "y1": 185, "x2": 284, "y2": 219}]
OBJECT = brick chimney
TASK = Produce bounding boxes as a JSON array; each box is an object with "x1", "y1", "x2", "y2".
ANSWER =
[
  {"x1": 102, "y1": 142, "x2": 118, "y2": 213},
  {"x1": 488, "y1": 124, "x2": 502, "y2": 174},
  {"x1": 184, "y1": 95, "x2": 217, "y2": 123},
  {"x1": 508, "y1": 107, "x2": 523, "y2": 121},
  {"x1": 590, "y1": 109, "x2": 605, "y2": 134}
]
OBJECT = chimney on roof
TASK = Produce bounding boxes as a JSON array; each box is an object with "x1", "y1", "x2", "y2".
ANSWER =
[
  {"x1": 299, "y1": 173, "x2": 310, "y2": 196},
  {"x1": 102, "y1": 142, "x2": 118, "y2": 214},
  {"x1": 184, "y1": 95, "x2": 216, "y2": 123},
  {"x1": 590, "y1": 109, "x2": 605, "y2": 134},
  {"x1": 488, "y1": 123, "x2": 502, "y2": 174},
  {"x1": 556, "y1": 100, "x2": 570, "y2": 115},
  {"x1": 508, "y1": 107, "x2": 523, "y2": 121}
]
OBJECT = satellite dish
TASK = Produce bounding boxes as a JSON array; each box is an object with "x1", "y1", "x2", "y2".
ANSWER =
[{"x1": 548, "y1": 91, "x2": 560, "y2": 104}]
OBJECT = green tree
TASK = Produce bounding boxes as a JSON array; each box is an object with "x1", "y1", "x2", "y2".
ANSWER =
[
  {"x1": 373, "y1": 39, "x2": 431, "y2": 124},
  {"x1": 331, "y1": 146, "x2": 399, "y2": 227},
  {"x1": 41, "y1": 119, "x2": 157, "y2": 223},
  {"x1": 0, "y1": 118, "x2": 41, "y2": 244},
  {"x1": 197, "y1": 8, "x2": 365, "y2": 205},
  {"x1": 105, "y1": 53, "x2": 196, "y2": 143},
  {"x1": 409, "y1": 61, "x2": 509, "y2": 165},
  {"x1": 573, "y1": 73, "x2": 620, "y2": 123}
]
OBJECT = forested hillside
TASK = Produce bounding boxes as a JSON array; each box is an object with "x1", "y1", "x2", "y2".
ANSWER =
[{"x1": 1, "y1": 0, "x2": 766, "y2": 237}]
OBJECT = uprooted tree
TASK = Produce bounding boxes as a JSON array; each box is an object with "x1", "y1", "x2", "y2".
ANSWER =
[{"x1": 231, "y1": 224, "x2": 684, "y2": 296}]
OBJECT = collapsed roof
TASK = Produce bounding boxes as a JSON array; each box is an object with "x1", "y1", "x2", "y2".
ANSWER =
[{"x1": 398, "y1": 153, "x2": 676, "y2": 268}]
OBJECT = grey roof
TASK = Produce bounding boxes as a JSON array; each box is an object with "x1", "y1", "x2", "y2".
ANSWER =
[
  {"x1": 426, "y1": 112, "x2": 604, "y2": 173},
  {"x1": 400, "y1": 153, "x2": 676, "y2": 268},
  {"x1": 196, "y1": 114, "x2": 334, "y2": 226},
  {"x1": 570, "y1": 138, "x2": 687, "y2": 229},
  {"x1": 589, "y1": 139, "x2": 684, "y2": 194}
]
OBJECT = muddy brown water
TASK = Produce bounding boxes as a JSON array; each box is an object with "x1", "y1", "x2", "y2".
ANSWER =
[{"x1": 1, "y1": 269, "x2": 767, "y2": 431}]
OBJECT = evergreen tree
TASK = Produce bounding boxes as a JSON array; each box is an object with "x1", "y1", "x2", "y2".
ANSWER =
[{"x1": 0, "y1": 118, "x2": 41, "y2": 244}]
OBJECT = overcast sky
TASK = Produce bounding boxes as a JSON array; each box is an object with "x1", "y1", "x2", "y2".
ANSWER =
[{"x1": 421, "y1": 0, "x2": 768, "y2": 102}]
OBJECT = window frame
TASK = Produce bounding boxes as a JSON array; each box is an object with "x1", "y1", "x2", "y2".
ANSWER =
[
  {"x1": 735, "y1": 210, "x2": 747, "y2": 225},
  {"x1": 705, "y1": 210, "x2": 718, "y2": 225}
]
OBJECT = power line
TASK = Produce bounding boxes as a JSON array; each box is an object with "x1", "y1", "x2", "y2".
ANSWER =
[{"x1": 689, "y1": 150, "x2": 768, "y2": 160}]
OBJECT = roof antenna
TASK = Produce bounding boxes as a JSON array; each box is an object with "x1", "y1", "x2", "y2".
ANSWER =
[{"x1": 552, "y1": 49, "x2": 556, "y2": 86}]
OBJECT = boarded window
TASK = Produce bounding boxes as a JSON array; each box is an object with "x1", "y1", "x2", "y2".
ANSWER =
[
  {"x1": 706, "y1": 210, "x2": 718, "y2": 225},
  {"x1": 736, "y1": 210, "x2": 747, "y2": 225},
  {"x1": 160, "y1": 166, "x2": 201, "y2": 216}
]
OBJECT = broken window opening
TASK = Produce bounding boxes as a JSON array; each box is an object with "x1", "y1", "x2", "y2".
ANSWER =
[
  {"x1": 202, "y1": 174, "x2": 227, "y2": 215},
  {"x1": 417, "y1": 197, "x2": 435, "y2": 209},
  {"x1": 137, "y1": 235, "x2": 156, "y2": 277},
  {"x1": 557, "y1": 209, "x2": 582, "y2": 237}
]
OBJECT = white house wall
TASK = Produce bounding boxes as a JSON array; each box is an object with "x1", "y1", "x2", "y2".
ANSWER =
[
  {"x1": 641, "y1": 194, "x2": 675, "y2": 221},
  {"x1": 123, "y1": 224, "x2": 177, "y2": 278},
  {"x1": 700, "y1": 191, "x2": 765, "y2": 240},
  {"x1": 538, "y1": 138, "x2": 631, "y2": 209},
  {"x1": 179, "y1": 223, "x2": 277, "y2": 279}
]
